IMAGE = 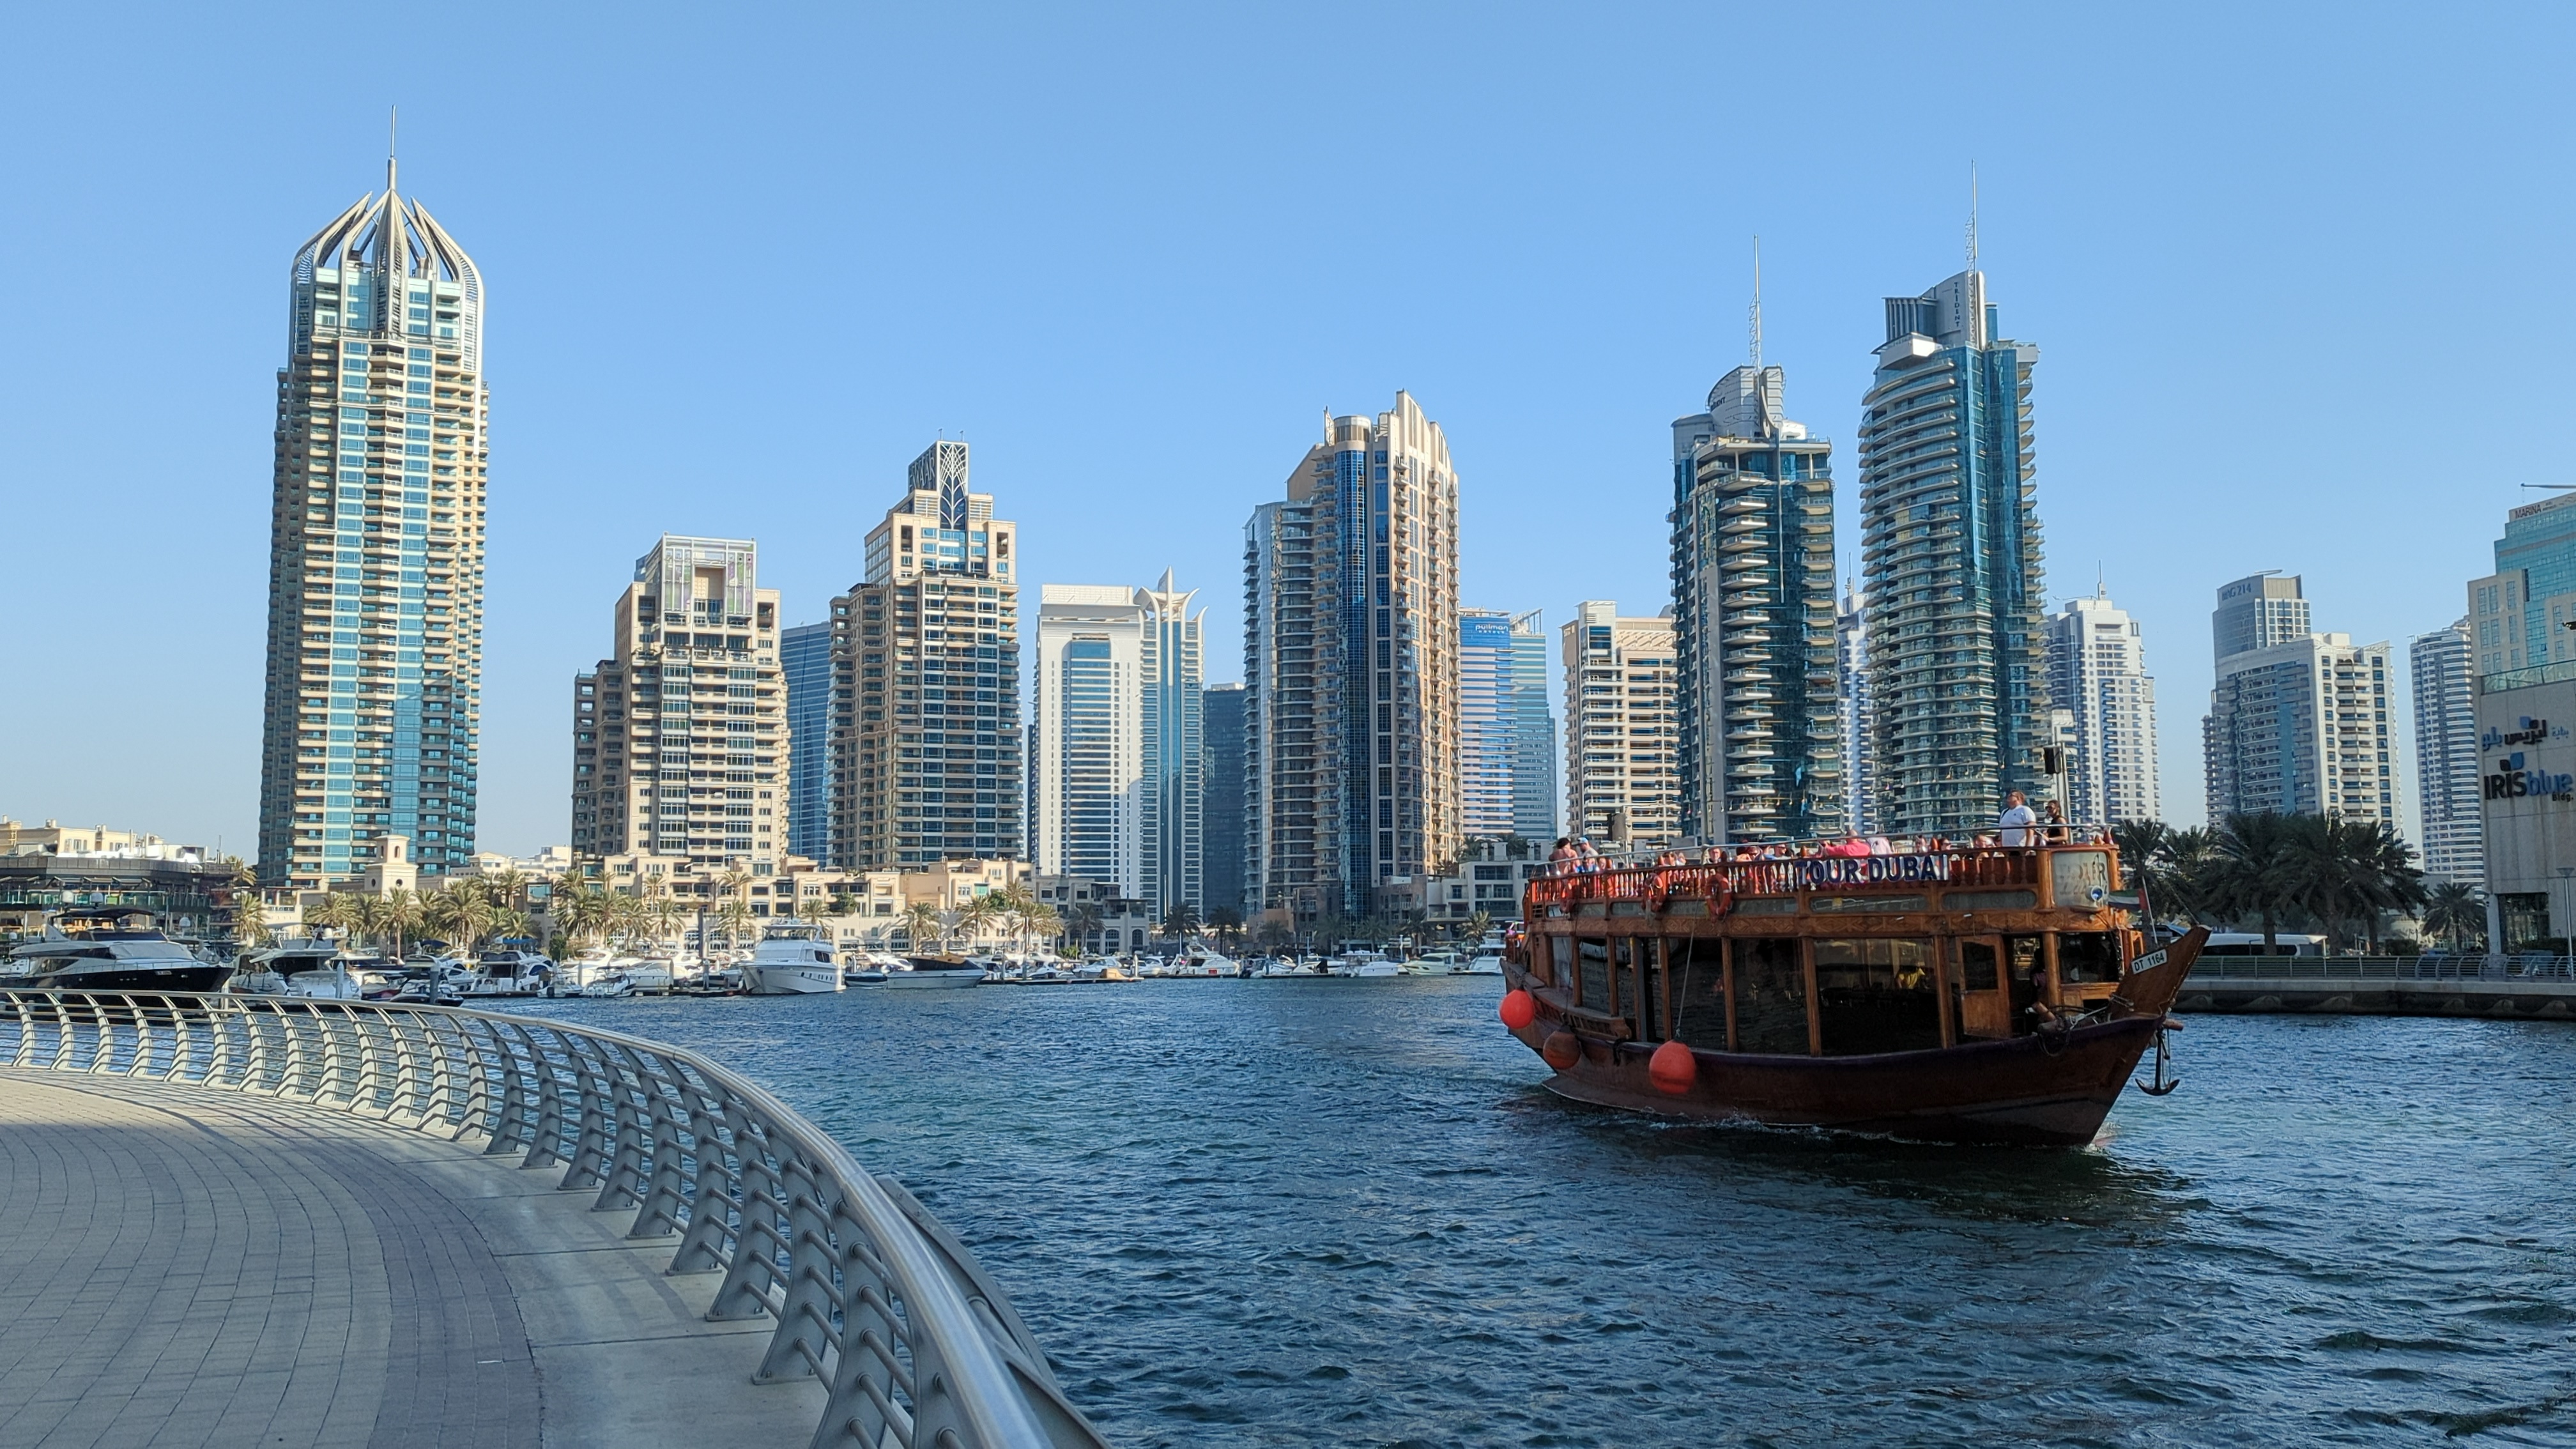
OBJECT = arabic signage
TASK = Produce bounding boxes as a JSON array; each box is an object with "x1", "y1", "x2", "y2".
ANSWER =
[{"x1": 2483, "y1": 716, "x2": 2568, "y2": 753}]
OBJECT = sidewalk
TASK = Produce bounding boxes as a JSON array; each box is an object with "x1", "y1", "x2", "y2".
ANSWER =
[{"x1": 0, "y1": 1070, "x2": 824, "y2": 1449}]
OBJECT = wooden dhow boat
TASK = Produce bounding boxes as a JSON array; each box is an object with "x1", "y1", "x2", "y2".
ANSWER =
[{"x1": 1499, "y1": 836, "x2": 2202, "y2": 1146}]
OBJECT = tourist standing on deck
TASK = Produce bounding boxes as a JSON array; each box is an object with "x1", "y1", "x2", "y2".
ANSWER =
[{"x1": 1997, "y1": 790, "x2": 2037, "y2": 847}]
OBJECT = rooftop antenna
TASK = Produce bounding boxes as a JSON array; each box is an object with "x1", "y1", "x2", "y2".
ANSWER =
[
  {"x1": 2520, "y1": 482, "x2": 2576, "y2": 489},
  {"x1": 1748, "y1": 236, "x2": 1763, "y2": 370},
  {"x1": 387, "y1": 105, "x2": 398, "y2": 194},
  {"x1": 1966, "y1": 162, "x2": 1979, "y2": 272}
]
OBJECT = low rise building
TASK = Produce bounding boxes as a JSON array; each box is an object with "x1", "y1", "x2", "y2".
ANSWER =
[{"x1": 2474, "y1": 659, "x2": 2576, "y2": 949}]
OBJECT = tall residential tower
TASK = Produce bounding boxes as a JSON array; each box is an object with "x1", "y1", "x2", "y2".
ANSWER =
[
  {"x1": 568, "y1": 537, "x2": 785, "y2": 870},
  {"x1": 2410, "y1": 618, "x2": 2481, "y2": 881},
  {"x1": 1031, "y1": 574, "x2": 1204, "y2": 919},
  {"x1": 256, "y1": 161, "x2": 488, "y2": 889},
  {"x1": 1460, "y1": 610, "x2": 1558, "y2": 841},
  {"x1": 1561, "y1": 602, "x2": 1680, "y2": 848},
  {"x1": 2044, "y1": 590, "x2": 2161, "y2": 825},
  {"x1": 1671, "y1": 364, "x2": 1840, "y2": 843},
  {"x1": 1243, "y1": 395, "x2": 1461, "y2": 922},
  {"x1": 827, "y1": 443, "x2": 1024, "y2": 870},
  {"x1": 1855, "y1": 268, "x2": 2047, "y2": 836}
]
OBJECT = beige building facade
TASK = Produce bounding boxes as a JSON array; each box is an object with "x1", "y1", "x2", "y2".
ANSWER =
[
  {"x1": 569, "y1": 536, "x2": 786, "y2": 876},
  {"x1": 1562, "y1": 602, "x2": 1681, "y2": 848}
]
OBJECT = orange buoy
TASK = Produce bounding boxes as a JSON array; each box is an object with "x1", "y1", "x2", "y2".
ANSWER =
[
  {"x1": 1540, "y1": 1031, "x2": 1581, "y2": 1071},
  {"x1": 1648, "y1": 1039, "x2": 1698, "y2": 1095},
  {"x1": 1498, "y1": 989, "x2": 1537, "y2": 1031}
]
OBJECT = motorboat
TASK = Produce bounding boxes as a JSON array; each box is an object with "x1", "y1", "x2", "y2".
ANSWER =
[
  {"x1": 283, "y1": 956, "x2": 403, "y2": 1000},
  {"x1": 577, "y1": 970, "x2": 639, "y2": 999},
  {"x1": 460, "y1": 950, "x2": 550, "y2": 999},
  {"x1": 885, "y1": 956, "x2": 986, "y2": 990},
  {"x1": 1256, "y1": 955, "x2": 1326, "y2": 978},
  {"x1": 1173, "y1": 948, "x2": 1243, "y2": 977},
  {"x1": 1328, "y1": 950, "x2": 1400, "y2": 978},
  {"x1": 1461, "y1": 941, "x2": 1506, "y2": 976},
  {"x1": 1400, "y1": 951, "x2": 1462, "y2": 976},
  {"x1": 1070, "y1": 959, "x2": 1136, "y2": 983},
  {"x1": 5, "y1": 908, "x2": 236, "y2": 993},
  {"x1": 743, "y1": 922, "x2": 845, "y2": 995}
]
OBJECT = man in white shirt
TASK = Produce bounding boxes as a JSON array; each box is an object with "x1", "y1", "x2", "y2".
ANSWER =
[{"x1": 1997, "y1": 790, "x2": 2037, "y2": 847}]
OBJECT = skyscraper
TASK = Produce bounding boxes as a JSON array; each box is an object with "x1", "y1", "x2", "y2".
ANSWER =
[
  {"x1": 1031, "y1": 574, "x2": 1204, "y2": 918},
  {"x1": 827, "y1": 442, "x2": 1024, "y2": 869},
  {"x1": 1459, "y1": 611, "x2": 1522, "y2": 838},
  {"x1": 2204, "y1": 590, "x2": 2396, "y2": 827},
  {"x1": 2469, "y1": 492, "x2": 2576, "y2": 677},
  {"x1": 1243, "y1": 395, "x2": 1461, "y2": 921},
  {"x1": 1671, "y1": 364, "x2": 1840, "y2": 843},
  {"x1": 1836, "y1": 583, "x2": 1880, "y2": 835},
  {"x1": 2044, "y1": 591, "x2": 2161, "y2": 825},
  {"x1": 1561, "y1": 602, "x2": 1680, "y2": 848},
  {"x1": 2411, "y1": 618, "x2": 2482, "y2": 881},
  {"x1": 781, "y1": 621, "x2": 833, "y2": 862},
  {"x1": 568, "y1": 537, "x2": 785, "y2": 870},
  {"x1": 2213, "y1": 572, "x2": 2310, "y2": 663},
  {"x1": 1856, "y1": 267, "x2": 2047, "y2": 836},
  {"x1": 1200, "y1": 682, "x2": 1247, "y2": 916},
  {"x1": 1508, "y1": 611, "x2": 1558, "y2": 839},
  {"x1": 257, "y1": 159, "x2": 488, "y2": 891}
]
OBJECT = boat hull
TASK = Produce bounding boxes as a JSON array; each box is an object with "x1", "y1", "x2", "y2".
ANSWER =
[
  {"x1": 1503, "y1": 940, "x2": 2196, "y2": 1147},
  {"x1": 8, "y1": 963, "x2": 235, "y2": 993},
  {"x1": 882, "y1": 969, "x2": 983, "y2": 990},
  {"x1": 743, "y1": 964, "x2": 845, "y2": 995}
]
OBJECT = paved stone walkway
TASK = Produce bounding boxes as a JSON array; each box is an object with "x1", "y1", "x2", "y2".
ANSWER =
[{"x1": 0, "y1": 1070, "x2": 824, "y2": 1449}]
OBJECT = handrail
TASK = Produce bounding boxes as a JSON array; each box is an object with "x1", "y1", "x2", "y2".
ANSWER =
[
  {"x1": 0, "y1": 989, "x2": 1110, "y2": 1449},
  {"x1": 2182, "y1": 954, "x2": 2576, "y2": 984}
]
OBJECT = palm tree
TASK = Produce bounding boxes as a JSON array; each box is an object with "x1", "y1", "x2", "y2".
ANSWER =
[
  {"x1": 717, "y1": 865, "x2": 753, "y2": 908},
  {"x1": 714, "y1": 899, "x2": 755, "y2": 953},
  {"x1": 2423, "y1": 880, "x2": 2487, "y2": 951},
  {"x1": 483, "y1": 868, "x2": 529, "y2": 916},
  {"x1": 1206, "y1": 907, "x2": 1245, "y2": 954},
  {"x1": 233, "y1": 894, "x2": 274, "y2": 951},
  {"x1": 1460, "y1": 909, "x2": 1494, "y2": 945},
  {"x1": 900, "y1": 900, "x2": 943, "y2": 953},
  {"x1": 379, "y1": 889, "x2": 425, "y2": 958},
  {"x1": 1160, "y1": 903, "x2": 1200, "y2": 941},
  {"x1": 958, "y1": 894, "x2": 1003, "y2": 949},
  {"x1": 2204, "y1": 812, "x2": 2305, "y2": 954},
  {"x1": 302, "y1": 890, "x2": 358, "y2": 944},
  {"x1": 430, "y1": 887, "x2": 498, "y2": 958},
  {"x1": 1064, "y1": 901, "x2": 1104, "y2": 954},
  {"x1": 2110, "y1": 819, "x2": 2174, "y2": 909}
]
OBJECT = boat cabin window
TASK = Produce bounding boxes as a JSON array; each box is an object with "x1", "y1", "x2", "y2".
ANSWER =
[
  {"x1": 1814, "y1": 939, "x2": 1941, "y2": 1056},
  {"x1": 1542, "y1": 934, "x2": 1570, "y2": 987},
  {"x1": 2057, "y1": 931, "x2": 2122, "y2": 985},
  {"x1": 1730, "y1": 938, "x2": 1808, "y2": 1055},
  {"x1": 1612, "y1": 939, "x2": 1643, "y2": 1030},
  {"x1": 1664, "y1": 938, "x2": 1723, "y2": 1046},
  {"x1": 1945, "y1": 890, "x2": 2036, "y2": 912},
  {"x1": 2007, "y1": 935, "x2": 2045, "y2": 1020},
  {"x1": 1576, "y1": 939, "x2": 1611, "y2": 1011}
]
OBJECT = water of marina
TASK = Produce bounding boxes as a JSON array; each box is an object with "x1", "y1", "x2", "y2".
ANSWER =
[{"x1": 521, "y1": 980, "x2": 2576, "y2": 1447}]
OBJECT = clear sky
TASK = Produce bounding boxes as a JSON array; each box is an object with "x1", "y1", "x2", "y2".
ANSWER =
[{"x1": 5, "y1": 2, "x2": 2572, "y2": 858}]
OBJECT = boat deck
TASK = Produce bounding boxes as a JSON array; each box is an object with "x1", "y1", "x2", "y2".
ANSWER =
[{"x1": 0, "y1": 1070, "x2": 823, "y2": 1449}]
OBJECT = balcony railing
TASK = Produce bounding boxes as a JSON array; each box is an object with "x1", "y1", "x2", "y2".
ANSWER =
[{"x1": 0, "y1": 990, "x2": 1108, "y2": 1449}]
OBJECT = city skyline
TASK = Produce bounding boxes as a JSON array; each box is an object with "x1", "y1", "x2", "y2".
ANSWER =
[{"x1": 19, "y1": 8, "x2": 2576, "y2": 858}]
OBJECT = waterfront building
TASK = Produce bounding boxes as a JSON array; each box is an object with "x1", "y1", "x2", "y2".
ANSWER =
[
  {"x1": 2044, "y1": 591, "x2": 2162, "y2": 825},
  {"x1": 827, "y1": 442, "x2": 1025, "y2": 870},
  {"x1": 1461, "y1": 610, "x2": 1557, "y2": 841},
  {"x1": 2212, "y1": 572, "x2": 2310, "y2": 663},
  {"x1": 1200, "y1": 682, "x2": 1247, "y2": 916},
  {"x1": 1242, "y1": 395, "x2": 1462, "y2": 923},
  {"x1": 255, "y1": 158, "x2": 489, "y2": 891},
  {"x1": 1855, "y1": 267, "x2": 2048, "y2": 836},
  {"x1": 1671, "y1": 364, "x2": 1840, "y2": 844},
  {"x1": 2472, "y1": 662, "x2": 2576, "y2": 949},
  {"x1": 1031, "y1": 875, "x2": 1156, "y2": 954},
  {"x1": 1836, "y1": 585, "x2": 1880, "y2": 835},
  {"x1": 0, "y1": 820, "x2": 236, "y2": 939},
  {"x1": 2203, "y1": 629, "x2": 2398, "y2": 824},
  {"x1": 781, "y1": 622, "x2": 834, "y2": 864},
  {"x1": 2411, "y1": 617, "x2": 2483, "y2": 882},
  {"x1": 1411, "y1": 835, "x2": 1554, "y2": 935},
  {"x1": 1031, "y1": 574, "x2": 1203, "y2": 920},
  {"x1": 2469, "y1": 491, "x2": 2576, "y2": 677},
  {"x1": 567, "y1": 536, "x2": 786, "y2": 873},
  {"x1": 1561, "y1": 602, "x2": 1681, "y2": 848}
]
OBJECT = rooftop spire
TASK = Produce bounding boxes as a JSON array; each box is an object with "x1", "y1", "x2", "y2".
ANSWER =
[
  {"x1": 1966, "y1": 162, "x2": 1979, "y2": 272},
  {"x1": 1748, "y1": 235, "x2": 1763, "y2": 370},
  {"x1": 387, "y1": 105, "x2": 398, "y2": 195}
]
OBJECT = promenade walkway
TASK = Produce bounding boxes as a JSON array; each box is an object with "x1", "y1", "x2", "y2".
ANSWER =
[{"x1": 0, "y1": 1069, "x2": 823, "y2": 1449}]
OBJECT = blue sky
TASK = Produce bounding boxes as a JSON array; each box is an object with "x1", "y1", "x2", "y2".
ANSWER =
[{"x1": 4, "y1": 2, "x2": 2572, "y2": 857}]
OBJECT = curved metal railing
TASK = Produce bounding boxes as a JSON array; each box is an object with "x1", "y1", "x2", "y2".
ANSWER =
[{"x1": 0, "y1": 990, "x2": 1109, "y2": 1449}]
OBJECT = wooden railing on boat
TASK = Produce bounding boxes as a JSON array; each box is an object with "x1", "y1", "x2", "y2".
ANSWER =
[{"x1": 1529, "y1": 843, "x2": 2084, "y2": 912}]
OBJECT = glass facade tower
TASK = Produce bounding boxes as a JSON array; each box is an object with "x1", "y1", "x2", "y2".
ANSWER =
[
  {"x1": 781, "y1": 621, "x2": 832, "y2": 862},
  {"x1": 1855, "y1": 269, "x2": 2047, "y2": 836},
  {"x1": 1031, "y1": 575, "x2": 1204, "y2": 917},
  {"x1": 256, "y1": 161, "x2": 487, "y2": 889}
]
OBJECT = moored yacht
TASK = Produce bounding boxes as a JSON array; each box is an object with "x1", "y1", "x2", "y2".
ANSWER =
[
  {"x1": 742, "y1": 922, "x2": 845, "y2": 995},
  {"x1": 6, "y1": 909, "x2": 233, "y2": 992}
]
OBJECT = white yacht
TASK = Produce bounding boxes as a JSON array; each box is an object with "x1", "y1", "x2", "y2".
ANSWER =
[
  {"x1": 6, "y1": 909, "x2": 234, "y2": 992},
  {"x1": 1462, "y1": 935, "x2": 1507, "y2": 975},
  {"x1": 743, "y1": 923, "x2": 845, "y2": 995}
]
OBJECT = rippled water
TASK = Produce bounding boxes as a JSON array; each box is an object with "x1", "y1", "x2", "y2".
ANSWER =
[{"x1": 522, "y1": 980, "x2": 2576, "y2": 1447}]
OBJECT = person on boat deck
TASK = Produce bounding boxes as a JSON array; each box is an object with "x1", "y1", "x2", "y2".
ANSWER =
[
  {"x1": 1997, "y1": 790, "x2": 2037, "y2": 847},
  {"x1": 2042, "y1": 797, "x2": 2068, "y2": 843},
  {"x1": 1549, "y1": 836, "x2": 1577, "y2": 873},
  {"x1": 1821, "y1": 837, "x2": 1870, "y2": 857}
]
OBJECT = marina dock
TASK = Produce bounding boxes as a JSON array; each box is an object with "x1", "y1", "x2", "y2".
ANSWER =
[{"x1": 2177, "y1": 956, "x2": 2576, "y2": 1018}]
